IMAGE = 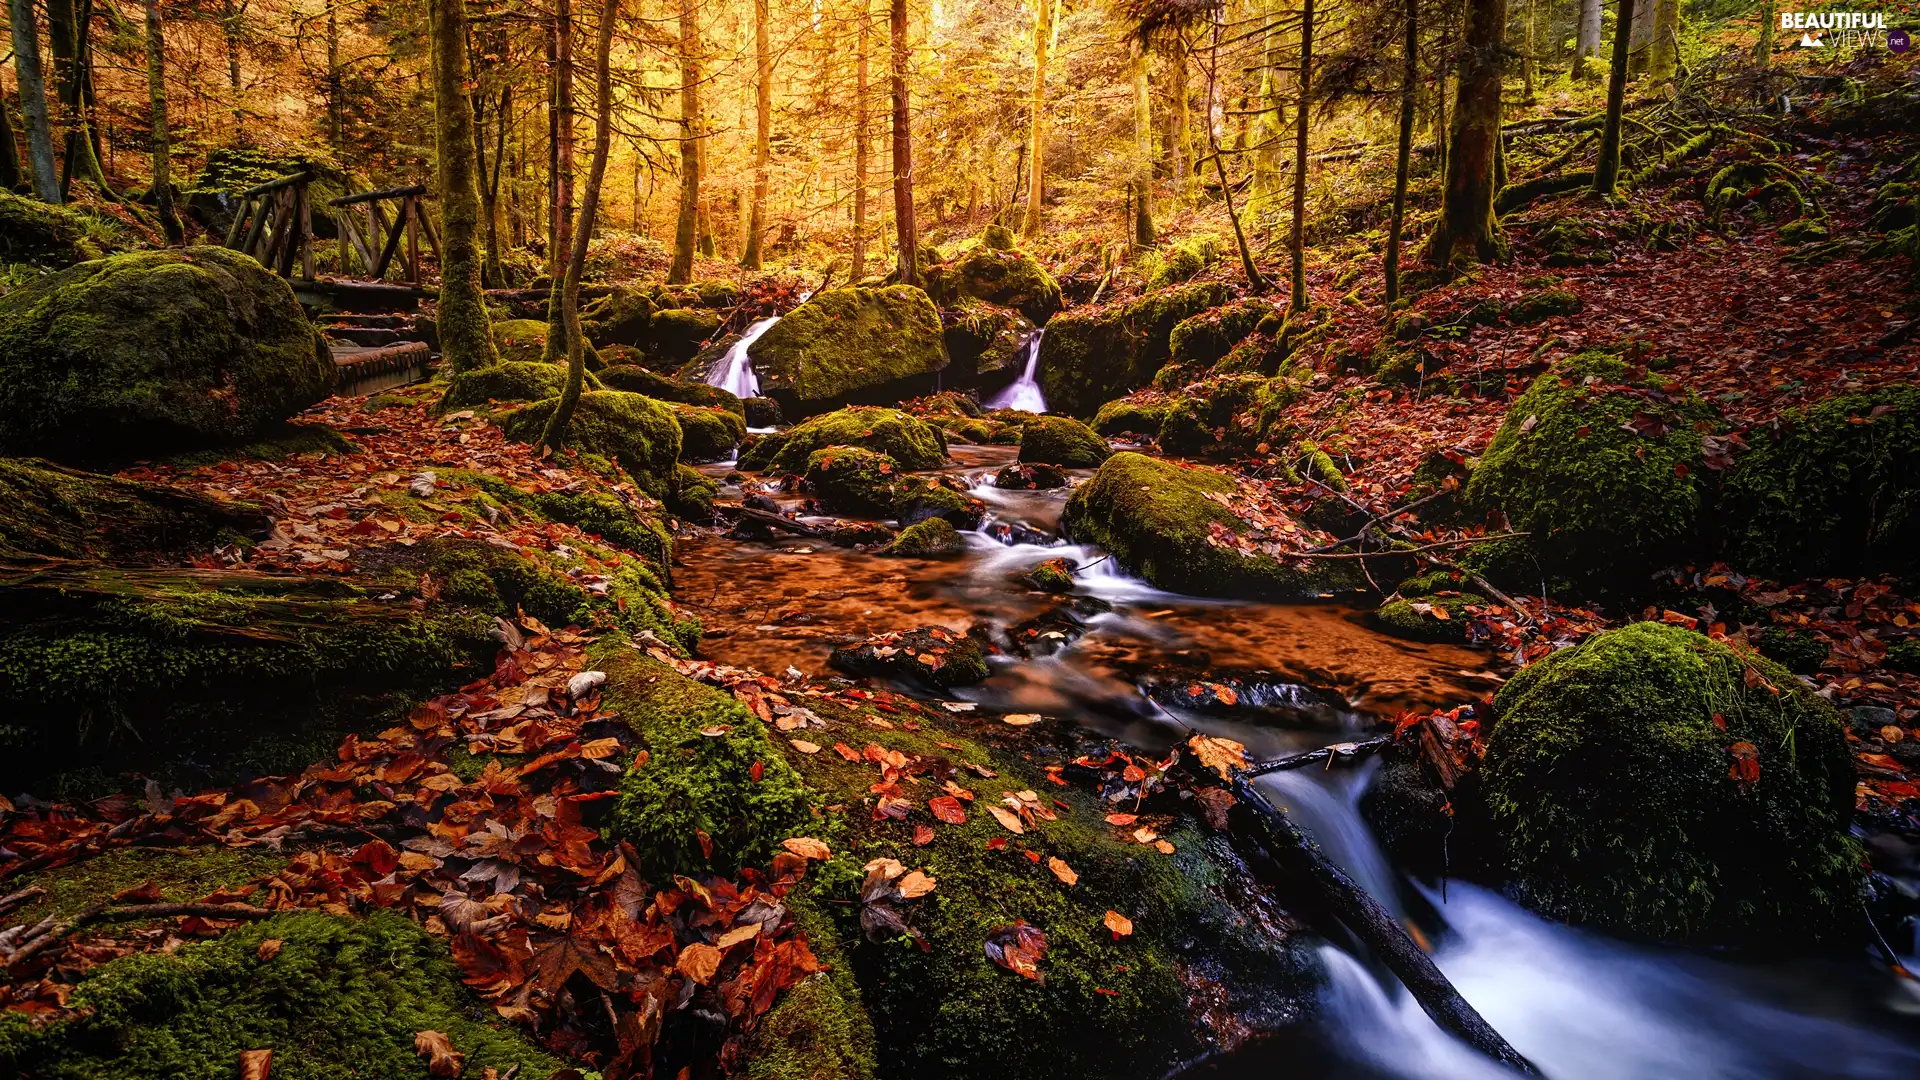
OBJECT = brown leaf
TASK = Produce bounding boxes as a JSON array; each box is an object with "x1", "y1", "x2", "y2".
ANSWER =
[
  {"x1": 913, "y1": 823, "x2": 936, "y2": 846},
  {"x1": 983, "y1": 920, "x2": 1048, "y2": 983},
  {"x1": 414, "y1": 1031, "x2": 465, "y2": 1078},
  {"x1": 677, "y1": 941, "x2": 724, "y2": 984},
  {"x1": 1046, "y1": 857, "x2": 1078, "y2": 886},
  {"x1": 1002, "y1": 713, "x2": 1042, "y2": 726},
  {"x1": 1188, "y1": 734, "x2": 1249, "y2": 780},
  {"x1": 1728, "y1": 741, "x2": 1761, "y2": 792},
  {"x1": 1103, "y1": 812, "x2": 1138, "y2": 826},
  {"x1": 1193, "y1": 788, "x2": 1235, "y2": 830},
  {"x1": 781, "y1": 836, "x2": 831, "y2": 860},
  {"x1": 239, "y1": 1049, "x2": 273, "y2": 1080},
  {"x1": 256, "y1": 939, "x2": 283, "y2": 962},
  {"x1": 1103, "y1": 910, "x2": 1134, "y2": 938},
  {"x1": 987, "y1": 805, "x2": 1025, "y2": 834},
  {"x1": 897, "y1": 869, "x2": 937, "y2": 898},
  {"x1": 928, "y1": 795, "x2": 967, "y2": 824},
  {"x1": 530, "y1": 934, "x2": 621, "y2": 993}
]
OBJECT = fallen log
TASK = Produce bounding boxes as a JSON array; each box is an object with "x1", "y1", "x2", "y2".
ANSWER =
[
  {"x1": 1245, "y1": 736, "x2": 1390, "y2": 777},
  {"x1": 5, "y1": 900, "x2": 274, "y2": 974},
  {"x1": 1212, "y1": 765, "x2": 1538, "y2": 1074},
  {"x1": 730, "y1": 506, "x2": 832, "y2": 538}
]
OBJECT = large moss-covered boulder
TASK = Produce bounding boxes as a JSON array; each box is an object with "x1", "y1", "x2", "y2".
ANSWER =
[
  {"x1": 501, "y1": 390, "x2": 682, "y2": 495},
  {"x1": 1719, "y1": 385, "x2": 1920, "y2": 580},
  {"x1": 926, "y1": 245, "x2": 1063, "y2": 324},
  {"x1": 1168, "y1": 297, "x2": 1274, "y2": 369},
  {"x1": 598, "y1": 363, "x2": 744, "y2": 415},
  {"x1": 1037, "y1": 283, "x2": 1231, "y2": 417},
  {"x1": 1483, "y1": 622, "x2": 1860, "y2": 946},
  {"x1": 489, "y1": 318, "x2": 554, "y2": 363},
  {"x1": 0, "y1": 191, "x2": 122, "y2": 268},
  {"x1": 0, "y1": 248, "x2": 334, "y2": 463},
  {"x1": 1062, "y1": 452, "x2": 1361, "y2": 600},
  {"x1": 747, "y1": 286, "x2": 949, "y2": 411},
  {"x1": 1463, "y1": 351, "x2": 1716, "y2": 597},
  {"x1": 746, "y1": 406, "x2": 947, "y2": 474},
  {"x1": 438, "y1": 361, "x2": 592, "y2": 409},
  {"x1": 806, "y1": 446, "x2": 902, "y2": 516},
  {"x1": 943, "y1": 298, "x2": 1035, "y2": 384},
  {"x1": 1018, "y1": 415, "x2": 1111, "y2": 468},
  {"x1": 671, "y1": 403, "x2": 746, "y2": 463},
  {"x1": 649, "y1": 306, "x2": 723, "y2": 365}
]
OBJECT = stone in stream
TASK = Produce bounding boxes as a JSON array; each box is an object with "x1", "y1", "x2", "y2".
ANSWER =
[
  {"x1": 0, "y1": 248, "x2": 334, "y2": 463},
  {"x1": 1061, "y1": 452, "x2": 1364, "y2": 601},
  {"x1": 597, "y1": 364, "x2": 745, "y2": 415},
  {"x1": 669, "y1": 403, "x2": 746, "y2": 463},
  {"x1": 1036, "y1": 281, "x2": 1230, "y2": 417},
  {"x1": 1016, "y1": 414, "x2": 1111, "y2": 468},
  {"x1": 880, "y1": 517, "x2": 967, "y2": 557},
  {"x1": 746, "y1": 285, "x2": 950, "y2": 413},
  {"x1": 740, "y1": 405, "x2": 948, "y2": 474},
  {"x1": 994, "y1": 462, "x2": 1067, "y2": 490},
  {"x1": 1483, "y1": 621, "x2": 1860, "y2": 946},
  {"x1": 829, "y1": 625, "x2": 988, "y2": 688}
]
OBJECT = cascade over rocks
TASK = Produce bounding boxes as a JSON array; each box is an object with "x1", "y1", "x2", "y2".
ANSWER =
[
  {"x1": 925, "y1": 243, "x2": 1064, "y2": 324},
  {"x1": 1037, "y1": 282, "x2": 1232, "y2": 416},
  {"x1": 0, "y1": 248, "x2": 334, "y2": 463}
]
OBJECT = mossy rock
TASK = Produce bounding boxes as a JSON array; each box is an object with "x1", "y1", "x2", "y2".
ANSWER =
[
  {"x1": 1017, "y1": 415, "x2": 1110, "y2": 468},
  {"x1": 0, "y1": 458, "x2": 264, "y2": 562},
  {"x1": 419, "y1": 537, "x2": 603, "y2": 629},
  {"x1": 1718, "y1": 385, "x2": 1920, "y2": 580},
  {"x1": 1169, "y1": 297, "x2": 1272, "y2": 369},
  {"x1": 829, "y1": 626, "x2": 987, "y2": 686},
  {"x1": 1463, "y1": 351, "x2": 1716, "y2": 597},
  {"x1": 488, "y1": 318, "x2": 557, "y2": 363},
  {"x1": 926, "y1": 246, "x2": 1063, "y2": 324},
  {"x1": 993, "y1": 462, "x2": 1067, "y2": 490},
  {"x1": 580, "y1": 285, "x2": 657, "y2": 346},
  {"x1": 500, "y1": 390, "x2": 682, "y2": 496},
  {"x1": 748, "y1": 286, "x2": 950, "y2": 410},
  {"x1": 881, "y1": 517, "x2": 967, "y2": 557},
  {"x1": 1373, "y1": 593, "x2": 1484, "y2": 643},
  {"x1": 1484, "y1": 622, "x2": 1860, "y2": 946},
  {"x1": 447, "y1": 469, "x2": 674, "y2": 567},
  {"x1": 0, "y1": 248, "x2": 334, "y2": 464},
  {"x1": 943, "y1": 298, "x2": 1036, "y2": 381},
  {"x1": 1036, "y1": 283, "x2": 1231, "y2": 417},
  {"x1": 0, "y1": 910, "x2": 564, "y2": 1080},
  {"x1": 1144, "y1": 235, "x2": 1218, "y2": 289},
  {"x1": 673, "y1": 402, "x2": 747, "y2": 463},
  {"x1": 1091, "y1": 398, "x2": 1174, "y2": 438},
  {"x1": 1505, "y1": 286, "x2": 1583, "y2": 325},
  {"x1": 648, "y1": 306, "x2": 724, "y2": 365},
  {"x1": 806, "y1": 446, "x2": 904, "y2": 516},
  {"x1": 1755, "y1": 626, "x2": 1830, "y2": 675},
  {"x1": 892, "y1": 478, "x2": 985, "y2": 529},
  {"x1": 668, "y1": 462, "x2": 720, "y2": 522},
  {"x1": 0, "y1": 190, "x2": 125, "y2": 268},
  {"x1": 438, "y1": 361, "x2": 597, "y2": 409},
  {"x1": 600, "y1": 648, "x2": 814, "y2": 874},
  {"x1": 1062, "y1": 452, "x2": 1363, "y2": 600},
  {"x1": 744, "y1": 396, "x2": 783, "y2": 428},
  {"x1": 758, "y1": 407, "x2": 947, "y2": 474},
  {"x1": 1027, "y1": 556, "x2": 1075, "y2": 592},
  {"x1": 598, "y1": 363, "x2": 745, "y2": 415}
]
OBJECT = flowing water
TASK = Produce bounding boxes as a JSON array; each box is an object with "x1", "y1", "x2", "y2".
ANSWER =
[
  {"x1": 984, "y1": 329, "x2": 1048, "y2": 413},
  {"x1": 686, "y1": 444, "x2": 1920, "y2": 1080},
  {"x1": 708, "y1": 315, "x2": 782, "y2": 401}
]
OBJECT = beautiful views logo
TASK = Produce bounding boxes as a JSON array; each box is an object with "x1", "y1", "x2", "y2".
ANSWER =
[{"x1": 1780, "y1": 10, "x2": 1898, "y2": 49}]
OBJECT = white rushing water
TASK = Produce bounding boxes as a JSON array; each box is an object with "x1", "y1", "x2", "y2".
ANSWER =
[
  {"x1": 708, "y1": 315, "x2": 781, "y2": 399},
  {"x1": 985, "y1": 329, "x2": 1047, "y2": 413}
]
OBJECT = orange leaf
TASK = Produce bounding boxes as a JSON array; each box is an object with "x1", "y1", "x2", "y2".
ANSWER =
[
  {"x1": 239, "y1": 1049, "x2": 273, "y2": 1080},
  {"x1": 1047, "y1": 856, "x2": 1078, "y2": 886},
  {"x1": 1103, "y1": 910, "x2": 1134, "y2": 938},
  {"x1": 987, "y1": 805, "x2": 1025, "y2": 834},
  {"x1": 413, "y1": 1031, "x2": 465, "y2": 1078},
  {"x1": 781, "y1": 836, "x2": 831, "y2": 860},
  {"x1": 677, "y1": 942, "x2": 724, "y2": 983},
  {"x1": 929, "y1": 795, "x2": 967, "y2": 824}
]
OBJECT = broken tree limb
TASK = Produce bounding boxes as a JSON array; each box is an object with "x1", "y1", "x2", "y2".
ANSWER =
[
  {"x1": 730, "y1": 506, "x2": 832, "y2": 538},
  {"x1": 1245, "y1": 736, "x2": 1390, "y2": 777},
  {"x1": 1224, "y1": 773, "x2": 1540, "y2": 1074},
  {"x1": 5, "y1": 900, "x2": 274, "y2": 974}
]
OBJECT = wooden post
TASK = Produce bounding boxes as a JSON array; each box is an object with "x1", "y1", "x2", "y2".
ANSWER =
[
  {"x1": 404, "y1": 194, "x2": 421, "y2": 283},
  {"x1": 223, "y1": 196, "x2": 252, "y2": 248},
  {"x1": 299, "y1": 181, "x2": 315, "y2": 279}
]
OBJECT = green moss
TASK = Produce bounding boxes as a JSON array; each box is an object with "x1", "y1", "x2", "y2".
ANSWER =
[
  {"x1": 600, "y1": 648, "x2": 814, "y2": 875},
  {"x1": 10, "y1": 846, "x2": 287, "y2": 930},
  {"x1": 1062, "y1": 452, "x2": 1362, "y2": 600},
  {"x1": 0, "y1": 248, "x2": 335, "y2": 464},
  {"x1": 0, "y1": 911, "x2": 564, "y2": 1080},
  {"x1": 1505, "y1": 286, "x2": 1583, "y2": 325},
  {"x1": 437, "y1": 361, "x2": 592, "y2": 409},
  {"x1": 1719, "y1": 385, "x2": 1920, "y2": 580},
  {"x1": 883, "y1": 517, "x2": 965, "y2": 557},
  {"x1": 1036, "y1": 283, "x2": 1232, "y2": 417},
  {"x1": 488, "y1": 318, "x2": 558, "y2": 363},
  {"x1": 0, "y1": 190, "x2": 125, "y2": 268},
  {"x1": 647, "y1": 306, "x2": 724, "y2": 365},
  {"x1": 1091, "y1": 398, "x2": 1174, "y2": 437},
  {"x1": 1779, "y1": 218, "x2": 1830, "y2": 244},
  {"x1": 421, "y1": 538, "x2": 597, "y2": 628},
  {"x1": 1028, "y1": 557, "x2": 1075, "y2": 592},
  {"x1": 1464, "y1": 350, "x2": 1717, "y2": 597},
  {"x1": 599, "y1": 363, "x2": 745, "y2": 414},
  {"x1": 0, "y1": 458, "x2": 263, "y2": 562},
  {"x1": 500, "y1": 390, "x2": 683, "y2": 497},
  {"x1": 1484, "y1": 622, "x2": 1861, "y2": 945},
  {"x1": 1145, "y1": 235, "x2": 1217, "y2": 289},
  {"x1": 1755, "y1": 626, "x2": 1831, "y2": 675},
  {"x1": 807, "y1": 446, "x2": 903, "y2": 516},
  {"x1": 668, "y1": 462, "x2": 720, "y2": 522},
  {"x1": 925, "y1": 246, "x2": 1063, "y2": 324},
  {"x1": 673, "y1": 402, "x2": 747, "y2": 463},
  {"x1": 580, "y1": 285, "x2": 657, "y2": 346},
  {"x1": 1017, "y1": 415, "x2": 1111, "y2": 468},
  {"x1": 1373, "y1": 594, "x2": 1484, "y2": 643},
  {"x1": 749, "y1": 287, "x2": 950, "y2": 408},
  {"x1": 1887, "y1": 638, "x2": 1920, "y2": 674},
  {"x1": 762, "y1": 407, "x2": 948, "y2": 474},
  {"x1": 1293, "y1": 439, "x2": 1346, "y2": 491},
  {"x1": 448, "y1": 469, "x2": 672, "y2": 562},
  {"x1": 942, "y1": 299, "x2": 1035, "y2": 380},
  {"x1": 1168, "y1": 297, "x2": 1272, "y2": 368},
  {"x1": 890, "y1": 479, "x2": 983, "y2": 528}
]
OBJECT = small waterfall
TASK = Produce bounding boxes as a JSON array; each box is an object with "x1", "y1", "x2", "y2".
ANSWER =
[
  {"x1": 708, "y1": 315, "x2": 782, "y2": 399},
  {"x1": 985, "y1": 329, "x2": 1047, "y2": 413}
]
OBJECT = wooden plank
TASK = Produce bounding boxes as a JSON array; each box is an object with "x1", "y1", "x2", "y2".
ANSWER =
[
  {"x1": 337, "y1": 211, "x2": 375, "y2": 273},
  {"x1": 238, "y1": 195, "x2": 270, "y2": 259},
  {"x1": 222, "y1": 195, "x2": 253, "y2": 249},
  {"x1": 242, "y1": 170, "x2": 312, "y2": 197},
  {"x1": 404, "y1": 195, "x2": 421, "y2": 284},
  {"x1": 299, "y1": 184, "x2": 315, "y2": 280},
  {"x1": 418, "y1": 201, "x2": 443, "y2": 265},
  {"x1": 329, "y1": 183, "x2": 427, "y2": 207},
  {"x1": 370, "y1": 204, "x2": 407, "y2": 279}
]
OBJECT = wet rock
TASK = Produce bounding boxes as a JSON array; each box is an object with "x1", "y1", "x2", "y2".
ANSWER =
[
  {"x1": 1850, "y1": 705, "x2": 1899, "y2": 737},
  {"x1": 830, "y1": 520, "x2": 896, "y2": 548},
  {"x1": 1024, "y1": 557, "x2": 1076, "y2": 593},
  {"x1": 892, "y1": 479, "x2": 986, "y2": 530},
  {"x1": 829, "y1": 625, "x2": 989, "y2": 689},
  {"x1": 994, "y1": 462, "x2": 1066, "y2": 490},
  {"x1": 804, "y1": 446, "x2": 902, "y2": 516},
  {"x1": 671, "y1": 404, "x2": 746, "y2": 463},
  {"x1": 1484, "y1": 621, "x2": 1860, "y2": 946},
  {"x1": 924, "y1": 244, "x2": 1063, "y2": 324},
  {"x1": 881, "y1": 517, "x2": 966, "y2": 557},
  {"x1": 597, "y1": 364, "x2": 745, "y2": 415},
  {"x1": 1372, "y1": 593, "x2": 1484, "y2": 644},
  {"x1": 1017, "y1": 415, "x2": 1111, "y2": 468},
  {"x1": 1036, "y1": 282, "x2": 1231, "y2": 416},
  {"x1": 742, "y1": 396, "x2": 782, "y2": 428},
  {"x1": 748, "y1": 286, "x2": 949, "y2": 411},
  {"x1": 740, "y1": 406, "x2": 947, "y2": 474}
]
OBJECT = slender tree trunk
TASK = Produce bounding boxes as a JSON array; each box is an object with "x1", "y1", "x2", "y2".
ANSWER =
[
  {"x1": 429, "y1": 0, "x2": 499, "y2": 372},
  {"x1": 223, "y1": 0, "x2": 244, "y2": 138},
  {"x1": 8, "y1": 0, "x2": 60, "y2": 201},
  {"x1": 1020, "y1": 0, "x2": 1053, "y2": 237},
  {"x1": 1208, "y1": 15, "x2": 1264, "y2": 293},
  {"x1": 482, "y1": 84, "x2": 510, "y2": 286},
  {"x1": 543, "y1": 0, "x2": 618, "y2": 450},
  {"x1": 1385, "y1": 0, "x2": 1417, "y2": 306},
  {"x1": 1574, "y1": 0, "x2": 1602, "y2": 79},
  {"x1": 1423, "y1": 0, "x2": 1506, "y2": 267},
  {"x1": 889, "y1": 0, "x2": 918, "y2": 285},
  {"x1": 1251, "y1": 23, "x2": 1282, "y2": 212},
  {"x1": 49, "y1": 0, "x2": 114, "y2": 200},
  {"x1": 1288, "y1": 0, "x2": 1315, "y2": 310},
  {"x1": 143, "y1": 0, "x2": 181, "y2": 243},
  {"x1": 1591, "y1": 0, "x2": 1636, "y2": 196},
  {"x1": 1129, "y1": 36, "x2": 1155, "y2": 247},
  {"x1": 1649, "y1": 0, "x2": 1678, "y2": 81},
  {"x1": 1521, "y1": 0, "x2": 1536, "y2": 102},
  {"x1": 326, "y1": 6, "x2": 343, "y2": 151},
  {"x1": 852, "y1": 0, "x2": 869, "y2": 277},
  {"x1": 1172, "y1": 33, "x2": 1193, "y2": 206},
  {"x1": 1756, "y1": 0, "x2": 1775, "y2": 66},
  {"x1": 0, "y1": 96, "x2": 19, "y2": 191},
  {"x1": 546, "y1": 0, "x2": 577, "y2": 357},
  {"x1": 742, "y1": 0, "x2": 771, "y2": 268},
  {"x1": 668, "y1": 0, "x2": 699, "y2": 284},
  {"x1": 1628, "y1": 0, "x2": 1653, "y2": 74}
]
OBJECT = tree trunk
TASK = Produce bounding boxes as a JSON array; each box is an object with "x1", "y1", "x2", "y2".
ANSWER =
[
  {"x1": 48, "y1": 0, "x2": 115, "y2": 200},
  {"x1": 741, "y1": 0, "x2": 771, "y2": 268},
  {"x1": 326, "y1": 6, "x2": 343, "y2": 151},
  {"x1": 1522, "y1": 0, "x2": 1536, "y2": 102},
  {"x1": 1289, "y1": 0, "x2": 1316, "y2": 310},
  {"x1": 1649, "y1": 0, "x2": 1679, "y2": 81},
  {"x1": 429, "y1": 0, "x2": 499, "y2": 372},
  {"x1": 482, "y1": 84, "x2": 510, "y2": 286},
  {"x1": 1574, "y1": 0, "x2": 1602, "y2": 79},
  {"x1": 1591, "y1": 0, "x2": 1636, "y2": 196},
  {"x1": 0, "y1": 96, "x2": 19, "y2": 192},
  {"x1": 1251, "y1": 23, "x2": 1283, "y2": 212},
  {"x1": 1757, "y1": 0, "x2": 1775, "y2": 66},
  {"x1": 1020, "y1": 0, "x2": 1053, "y2": 238},
  {"x1": 546, "y1": 0, "x2": 577, "y2": 362},
  {"x1": 1385, "y1": 0, "x2": 1417, "y2": 306},
  {"x1": 222, "y1": 0, "x2": 244, "y2": 138},
  {"x1": 1628, "y1": 0, "x2": 1654, "y2": 74},
  {"x1": 143, "y1": 0, "x2": 181, "y2": 243},
  {"x1": 8, "y1": 0, "x2": 61, "y2": 201},
  {"x1": 542, "y1": 0, "x2": 618, "y2": 450},
  {"x1": 1423, "y1": 0, "x2": 1506, "y2": 267},
  {"x1": 1172, "y1": 32, "x2": 1193, "y2": 207},
  {"x1": 668, "y1": 0, "x2": 700, "y2": 284},
  {"x1": 852, "y1": 0, "x2": 869, "y2": 277},
  {"x1": 889, "y1": 0, "x2": 918, "y2": 285},
  {"x1": 1129, "y1": 37, "x2": 1155, "y2": 247},
  {"x1": 1208, "y1": 14, "x2": 1265, "y2": 294}
]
